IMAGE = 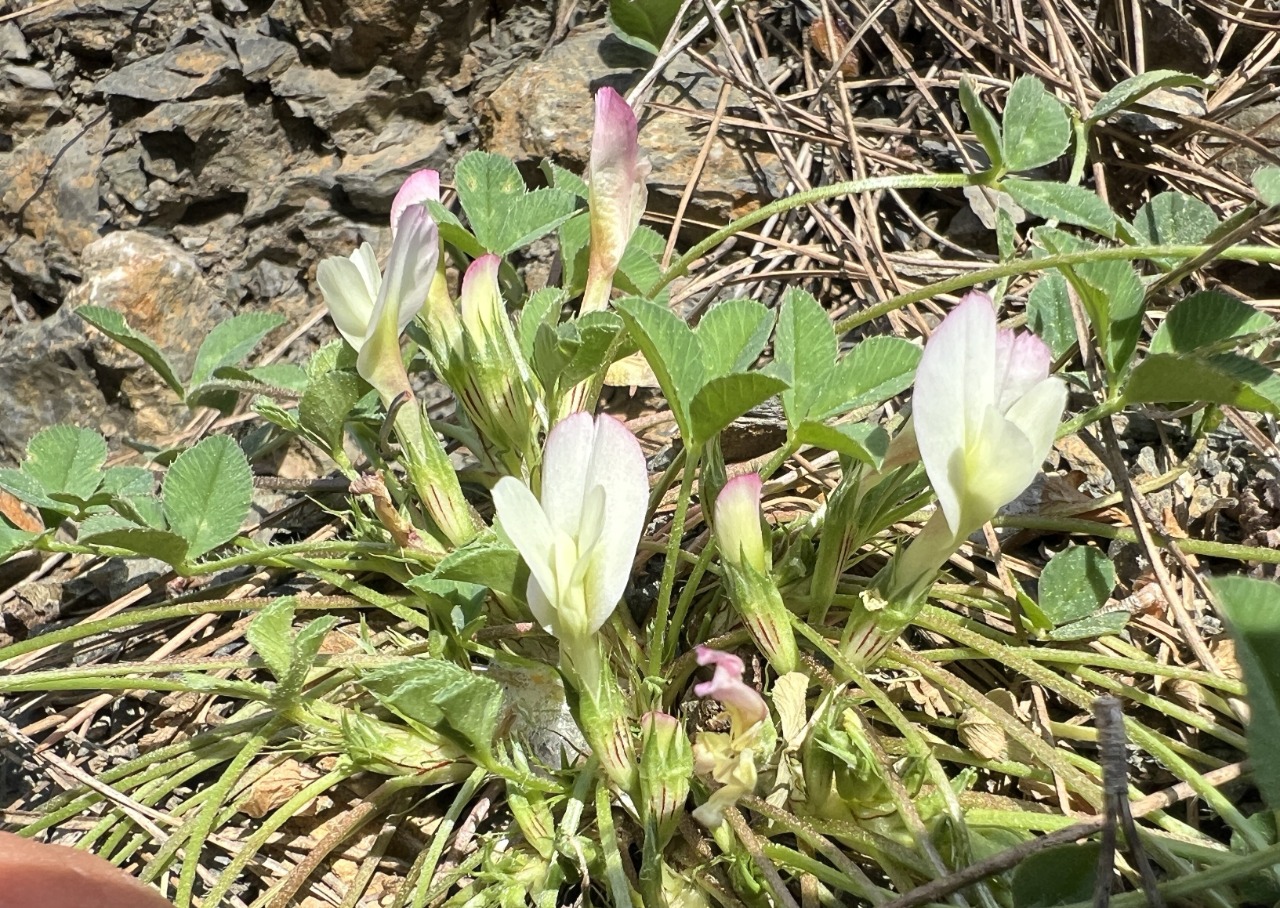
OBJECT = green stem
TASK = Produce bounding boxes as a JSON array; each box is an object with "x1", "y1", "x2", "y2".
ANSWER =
[
  {"x1": 396, "y1": 405, "x2": 480, "y2": 548},
  {"x1": 759, "y1": 437, "x2": 799, "y2": 481},
  {"x1": 159, "y1": 718, "x2": 283, "y2": 905},
  {"x1": 912, "y1": 610, "x2": 1247, "y2": 843},
  {"x1": 1056, "y1": 395, "x2": 1125, "y2": 439},
  {"x1": 200, "y1": 767, "x2": 351, "y2": 908},
  {"x1": 1066, "y1": 118, "x2": 1089, "y2": 187},
  {"x1": 650, "y1": 173, "x2": 980, "y2": 297},
  {"x1": 989, "y1": 515, "x2": 1280, "y2": 564},
  {"x1": 398, "y1": 767, "x2": 490, "y2": 908},
  {"x1": 648, "y1": 445, "x2": 701, "y2": 679},
  {"x1": 833, "y1": 242, "x2": 1280, "y2": 334},
  {"x1": 183, "y1": 539, "x2": 434, "y2": 576},
  {"x1": 0, "y1": 596, "x2": 407, "y2": 668},
  {"x1": 921, "y1": 645, "x2": 1244, "y2": 695},
  {"x1": 664, "y1": 536, "x2": 716, "y2": 667}
]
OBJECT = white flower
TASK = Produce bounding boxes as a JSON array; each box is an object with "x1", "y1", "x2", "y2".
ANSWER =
[
  {"x1": 316, "y1": 205, "x2": 438, "y2": 403},
  {"x1": 492, "y1": 413, "x2": 649, "y2": 641},
  {"x1": 913, "y1": 290, "x2": 1067, "y2": 540}
]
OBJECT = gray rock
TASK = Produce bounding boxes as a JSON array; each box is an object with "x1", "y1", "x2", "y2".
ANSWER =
[
  {"x1": 1, "y1": 231, "x2": 241, "y2": 461},
  {"x1": 0, "y1": 307, "x2": 123, "y2": 465},
  {"x1": 0, "y1": 64, "x2": 62, "y2": 145},
  {"x1": 0, "y1": 23, "x2": 30, "y2": 62},
  {"x1": 270, "y1": 61, "x2": 404, "y2": 146},
  {"x1": 3, "y1": 65, "x2": 55, "y2": 91},
  {"x1": 98, "y1": 31, "x2": 241, "y2": 102},
  {"x1": 334, "y1": 119, "x2": 449, "y2": 211},
  {"x1": 265, "y1": 0, "x2": 484, "y2": 78},
  {"x1": 20, "y1": 0, "x2": 200, "y2": 62},
  {"x1": 100, "y1": 141, "x2": 154, "y2": 213},
  {"x1": 233, "y1": 30, "x2": 299, "y2": 83}
]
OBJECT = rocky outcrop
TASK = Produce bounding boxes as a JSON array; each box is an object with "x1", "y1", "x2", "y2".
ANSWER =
[{"x1": 0, "y1": 4, "x2": 792, "y2": 463}]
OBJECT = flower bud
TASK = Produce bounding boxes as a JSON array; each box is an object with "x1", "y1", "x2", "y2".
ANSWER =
[
  {"x1": 713, "y1": 476, "x2": 800, "y2": 673},
  {"x1": 639, "y1": 711, "x2": 693, "y2": 847},
  {"x1": 714, "y1": 474, "x2": 767, "y2": 574},
  {"x1": 340, "y1": 709, "x2": 468, "y2": 781},
  {"x1": 454, "y1": 254, "x2": 539, "y2": 472},
  {"x1": 583, "y1": 87, "x2": 650, "y2": 314}
]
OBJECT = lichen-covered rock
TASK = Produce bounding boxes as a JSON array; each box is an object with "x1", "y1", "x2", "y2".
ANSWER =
[
  {"x1": 1, "y1": 116, "x2": 110, "y2": 297},
  {"x1": 75, "y1": 231, "x2": 231, "y2": 376}
]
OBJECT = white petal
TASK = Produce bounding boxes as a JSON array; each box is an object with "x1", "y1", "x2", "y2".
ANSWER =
[
  {"x1": 352, "y1": 244, "x2": 381, "y2": 303},
  {"x1": 525, "y1": 568, "x2": 556, "y2": 635},
  {"x1": 1005, "y1": 376, "x2": 1067, "y2": 472},
  {"x1": 493, "y1": 477, "x2": 559, "y2": 624},
  {"x1": 914, "y1": 293, "x2": 996, "y2": 533},
  {"x1": 540, "y1": 412, "x2": 596, "y2": 536},
  {"x1": 993, "y1": 328, "x2": 1052, "y2": 413},
  {"x1": 355, "y1": 207, "x2": 437, "y2": 387},
  {"x1": 577, "y1": 483, "x2": 607, "y2": 553},
  {"x1": 949, "y1": 405, "x2": 1035, "y2": 536},
  {"x1": 317, "y1": 252, "x2": 377, "y2": 351},
  {"x1": 582, "y1": 414, "x2": 648, "y2": 634}
]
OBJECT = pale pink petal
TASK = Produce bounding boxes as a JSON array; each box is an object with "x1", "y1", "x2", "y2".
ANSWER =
[
  {"x1": 590, "y1": 87, "x2": 640, "y2": 188},
  {"x1": 459, "y1": 254, "x2": 503, "y2": 339},
  {"x1": 694, "y1": 646, "x2": 767, "y2": 728},
  {"x1": 993, "y1": 328, "x2": 1052, "y2": 413},
  {"x1": 588, "y1": 87, "x2": 649, "y2": 275},
  {"x1": 913, "y1": 292, "x2": 997, "y2": 534},
  {"x1": 386, "y1": 205, "x2": 438, "y2": 335},
  {"x1": 391, "y1": 169, "x2": 441, "y2": 235},
  {"x1": 715, "y1": 473, "x2": 766, "y2": 573}
]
